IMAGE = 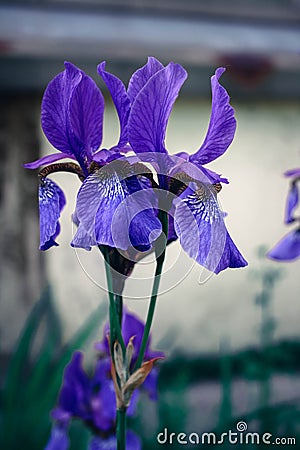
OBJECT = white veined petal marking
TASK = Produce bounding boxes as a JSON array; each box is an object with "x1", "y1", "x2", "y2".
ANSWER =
[{"x1": 183, "y1": 184, "x2": 223, "y2": 224}]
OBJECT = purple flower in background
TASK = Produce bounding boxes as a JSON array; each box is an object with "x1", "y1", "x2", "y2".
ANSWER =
[
  {"x1": 127, "y1": 57, "x2": 247, "y2": 274},
  {"x1": 88, "y1": 431, "x2": 141, "y2": 450},
  {"x1": 25, "y1": 61, "x2": 161, "y2": 251},
  {"x1": 96, "y1": 307, "x2": 164, "y2": 400},
  {"x1": 268, "y1": 167, "x2": 300, "y2": 261},
  {"x1": 284, "y1": 168, "x2": 300, "y2": 224},
  {"x1": 268, "y1": 229, "x2": 300, "y2": 261},
  {"x1": 45, "y1": 351, "x2": 141, "y2": 450},
  {"x1": 45, "y1": 309, "x2": 162, "y2": 449}
]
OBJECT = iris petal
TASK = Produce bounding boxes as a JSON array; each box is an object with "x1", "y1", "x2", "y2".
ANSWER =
[
  {"x1": 24, "y1": 152, "x2": 76, "y2": 169},
  {"x1": 96, "y1": 308, "x2": 164, "y2": 366},
  {"x1": 127, "y1": 56, "x2": 164, "y2": 103},
  {"x1": 97, "y1": 61, "x2": 130, "y2": 148},
  {"x1": 74, "y1": 161, "x2": 161, "y2": 250},
  {"x1": 69, "y1": 69, "x2": 104, "y2": 162},
  {"x1": 285, "y1": 183, "x2": 299, "y2": 224},
  {"x1": 268, "y1": 229, "x2": 300, "y2": 261},
  {"x1": 42, "y1": 61, "x2": 104, "y2": 168},
  {"x1": 44, "y1": 425, "x2": 69, "y2": 450},
  {"x1": 89, "y1": 431, "x2": 141, "y2": 450},
  {"x1": 41, "y1": 62, "x2": 82, "y2": 156},
  {"x1": 39, "y1": 179, "x2": 66, "y2": 250},
  {"x1": 284, "y1": 168, "x2": 300, "y2": 178},
  {"x1": 190, "y1": 67, "x2": 236, "y2": 165},
  {"x1": 128, "y1": 62, "x2": 187, "y2": 154},
  {"x1": 174, "y1": 186, "x2": 247, "y2": 273},
  {"x1": 57, "y1": 352, "x2": 90, "y2": 419}
]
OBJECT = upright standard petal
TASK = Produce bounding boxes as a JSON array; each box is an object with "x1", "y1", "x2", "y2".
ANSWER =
[
  {"x1": 268, "y1": 229, "x2": 300, "y2": 261},
  {"x1": 127, "y1": 56, "x2": 164, "y2": 103},
  {"x1": 190, "y1": 67, "x2": 237, "y2": 166},
  {"x1": 39, "y1": 178, "x2": 66, "y2": 250},
  {"x1": 284, "y1": 182, "x2": 299, "y2": 224},
  {"x1": 128, "y1": 62, "x2": 188, "y2": 154},
  {"x1": 74, "y1": 160, "x2": 161, "y2": 250},
  {"x1": 97, "y1": 61, "x2": 130, "y2": 147},
  {"x1": 69, "y1": 69, "x2": 104, "y2": 163},
  {"x1": 41, "y1": 62, "x2": 82, "y2": 155},
  {"x1": 174, "y1": 186, "x2": 247, "y2": 273}
]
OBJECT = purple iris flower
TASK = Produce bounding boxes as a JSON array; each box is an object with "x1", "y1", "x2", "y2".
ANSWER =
[
  {"x1": 45, "y1": 351, "x2": 141, "y2": 450},
  {"x1": 95, "y1": 307, "x2": 164, "y2": 400},
  {"x1": 127, "y1": 58, "x2": 247, "y2": 274},
  {"x1": 268, "y1": 167, "x2": 300, "y2": 261},
  {"x1": 45, "y1": 308, "x2": 162, "y2": 449},
  {"x1": 24, "y1": 61, "x2": 161, "y2": 251}
]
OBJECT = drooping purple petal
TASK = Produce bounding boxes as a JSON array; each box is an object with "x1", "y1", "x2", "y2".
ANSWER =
[
  {"x1": 190, "y1": 67, "x2": 237, "y2": 166},
  {"x1": 24, "y1": 152, "x2": 76, "y2": 169},
  {"x1": 71, "y1": 223, "x2": 96, "y2": 250},
  {"x1": 57, "y1": 352, "x2": 90, "y2": 420},
  {"x1": 214, "y1": 230, "x2": 248, "y2": 273},
  {"x1": 39, "y1": 178, "x2": 66, "y2": 250},
  {"x1": 41, "y1": 62, "x2": 82, "y2": 156},
  {"x1": 44, "y1": 425, "x2": 69, "y2": 450},
  {"x1": 74, "y1": 162, "x2": 161, "y2": 250},
  {"x1": 128, "y1": 62, "x2": 187, "y2": 154},
  {"x1": 71, "y1": 210, "x2": 97, "y2": 250},
  {"x1": 174, "y1": 186, "x2": 247, "y2": 273},
  {"x1": 88, "y1": 431, "x2": 141, "y2": 450},
  {"x1": 285, "y1": 182, "x2": 299, "y2": 224},
  {"x1": 127, "y1": 56, "x2": 164, "y2": 103},
  {"x1": 69, "y1": 69, "x2": 104, "y2": 163},
  {"x1": 91, "y1": 379, "x2": 116, "y2": 431},
  {"x1": 97, "y1": 61, "x2": 130, "y2": 148},
  {"x1": 267, "y1": 229, "x2": 300, "y2": 261}
]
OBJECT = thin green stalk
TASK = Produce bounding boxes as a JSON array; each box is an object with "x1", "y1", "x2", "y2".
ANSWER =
[
  {"x1": 101, "y1": 246, "x2": 125, "y2": 355},
  {"x1": 115, "y1": 294, "x2": 123, "y2": 328},
  {"x1": 135, "y1": 210, "x2": 168, "y2": 370},
  {"x1": 117, "y1": 408, "x2": 127, "y2": 450}
]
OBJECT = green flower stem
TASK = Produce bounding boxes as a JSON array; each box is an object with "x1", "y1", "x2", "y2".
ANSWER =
[
  {"x1": 115, "y1": 294, "x2": 123, "y2": 328},
  {"x1": 135, "y1": 210, "x2": 168, "y2": 370},
  {"x1": 101, "y1": 247, "x2": 127, "y2": 450},
  {"x1": 117, "y1": 408, "x2": 127, "y2": 450},
  {"x1": 100, "y1": 246, "x2": 126, "y2": 355}
]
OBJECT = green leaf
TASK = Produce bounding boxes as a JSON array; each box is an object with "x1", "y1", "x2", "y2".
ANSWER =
[{"x1": 1, "y1": 286, "x2": 52, "y2": 447}]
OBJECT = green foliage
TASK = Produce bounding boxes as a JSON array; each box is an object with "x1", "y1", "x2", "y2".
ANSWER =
[{"x1": 0, "y1": 286, "x2": 106, "y2": 450}]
